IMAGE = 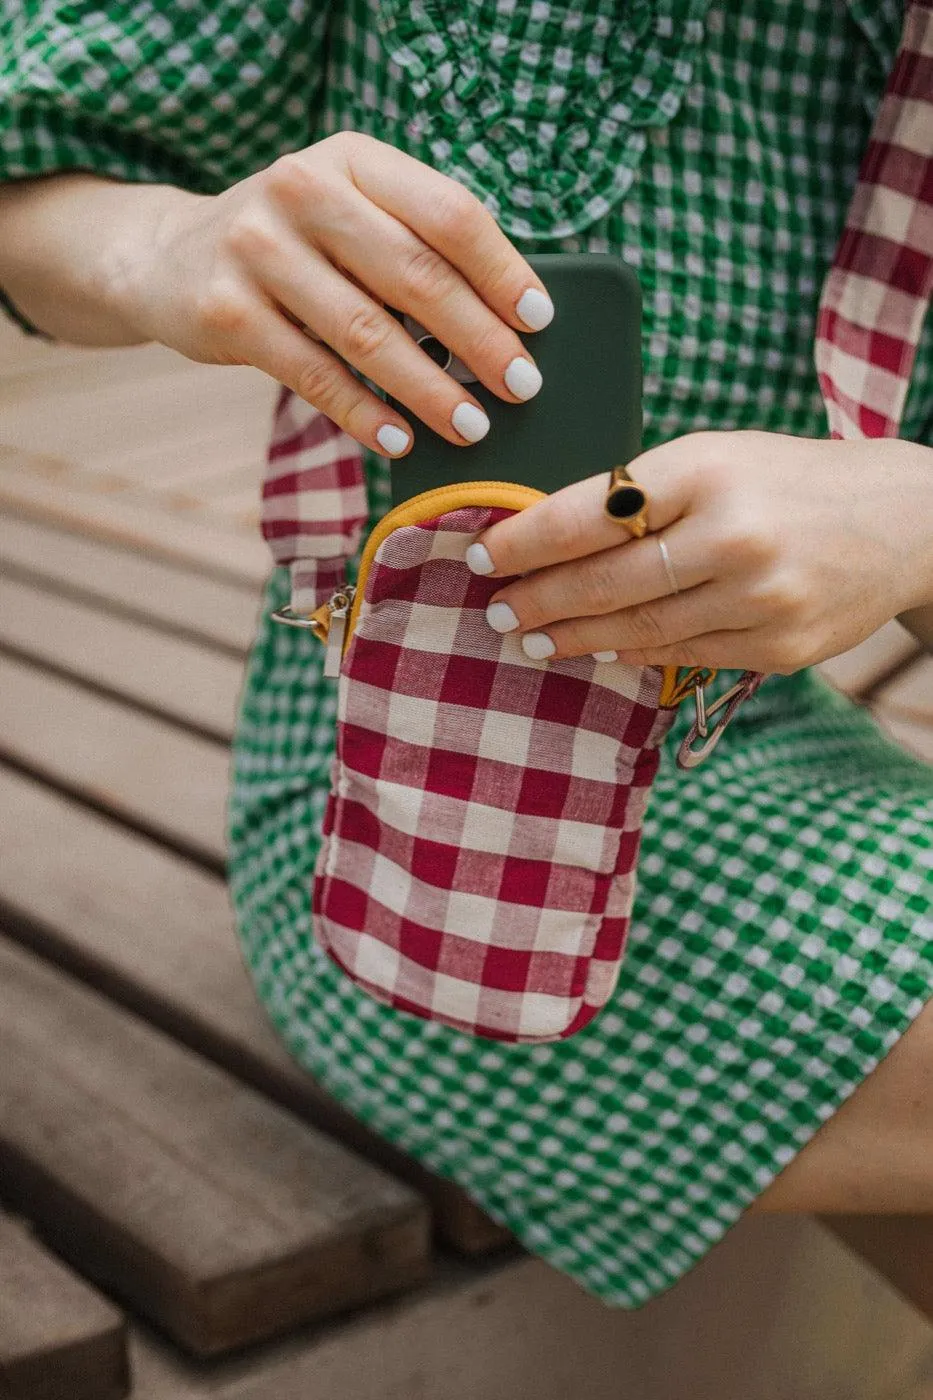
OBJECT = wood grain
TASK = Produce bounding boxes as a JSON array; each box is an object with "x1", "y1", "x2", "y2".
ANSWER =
[
  {"x1": 126, "y1": 1221, "x2": 933, "y2": 1400},
  {"x1": 0, "y1": 935, "x2": 430, "y2": 1357},
  {"x1": 0, "y1": 332, "x2": 274, "y2": 495},
  {"x1": 0, "y1": 1212, "x2": 128, "y2": 1400},
  {"x1": 872, "y1": 656, "x2": 933, "y2": 763},
  {"x1": 0, "y1": 513, "x2": 260, "y2": 656},
  {"x1": 817, "y1": 621, "x2": 921, "y2": 699},
  {"x1": 824, "y1": 1216, "x2": 933, "y2": 1324},
  {"x1": 0, "y1": 448, "x2": 270, "y2": 585},
  {"x1": 0, "y1": 766, "x2": 509, "y2": 1256},
  {"x1": 0, "y1": 574, "x2": 245, "y2": 741},
  {"x1": 0, "y1": 654, "x2": 229, "y2": 865}
]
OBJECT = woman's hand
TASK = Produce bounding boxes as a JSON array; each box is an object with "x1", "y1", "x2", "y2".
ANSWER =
[
  {"x1": 107, "y1": 132, "x2": 551, "y2": 457},
  {"x1": 467, "y1": 431, "x2": 933, "y2": 673}
]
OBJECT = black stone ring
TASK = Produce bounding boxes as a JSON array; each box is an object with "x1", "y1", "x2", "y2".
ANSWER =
[{"x1": 604, "y1": 464, "x2": 649, "y2": 537}]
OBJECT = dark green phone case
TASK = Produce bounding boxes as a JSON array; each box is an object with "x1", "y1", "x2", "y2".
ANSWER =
[{"x1": 387, "y1": 252, "x2": 642, "y2": 506}]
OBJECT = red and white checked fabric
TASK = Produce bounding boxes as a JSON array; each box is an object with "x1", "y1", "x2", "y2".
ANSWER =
[
  {"x1": 815, "y1": 0, "x2": 933, "y2": 438},
  {"x1": 262, "y1": 386, "x2": 366, "y2": 613},
  {"x1": 313, "y1": 504, "x2": 676, "y2": 1042}
]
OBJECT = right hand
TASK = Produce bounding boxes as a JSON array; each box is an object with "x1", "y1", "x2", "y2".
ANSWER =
[{"x1": 122, "y1": 132, "x2": 554, "y2": 457}]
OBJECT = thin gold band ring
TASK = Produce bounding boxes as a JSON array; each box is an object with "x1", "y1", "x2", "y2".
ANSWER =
[{"x1": 656, "y1": 534, "x2": 681, "y2": 594}]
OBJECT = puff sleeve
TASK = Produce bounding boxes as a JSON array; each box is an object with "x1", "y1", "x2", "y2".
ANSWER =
[{"x1": 0, "y1": 0, "x2": 331, "y2": 195}]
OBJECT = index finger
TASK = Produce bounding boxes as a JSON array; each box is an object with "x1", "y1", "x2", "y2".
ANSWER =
[
  {"x1": 341, "y1": 135, "x2": 555, "y2": 333},
  {"x1": 466, "y1": 459, "x2": 690, "y2": 579}
]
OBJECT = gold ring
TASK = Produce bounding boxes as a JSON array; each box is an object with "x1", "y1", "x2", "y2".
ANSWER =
[{"x1": 604, "y1": 464, "x2": 649, "y2": 537}]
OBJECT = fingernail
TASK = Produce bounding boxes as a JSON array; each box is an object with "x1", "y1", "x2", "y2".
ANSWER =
[
  {"x1": 452, "y1": 402, "x2": 491, "y2": 443},
  {"x1": 486, "y1": 600, "x2": 519, "y2": 633},
  {"x1": 516, "y1": 288, "x2": 555, "y2": 331},
  {"x1": 504, "y1": 356, "x2": 543, "y2": 401},
  {"x1": 376, "y1": 423, "x2": 411, "y2": 456},
  {"x1": 522, "y1": 631, "x2": 556, "y2": 660},
  {"x1": 466, "y1": 542, "x2": 495, "y2": 575},
  {"x1": 592, "y1": 650, "x2": 618, "y2": 664}
]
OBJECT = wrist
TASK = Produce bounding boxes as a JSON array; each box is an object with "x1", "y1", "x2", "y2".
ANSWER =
[
  {"x1": 0, "y1": 173, "x2": 204, "y2": 346},
  {"x1": 96, "y1": 182, "x2": 205, "y2": 343}
]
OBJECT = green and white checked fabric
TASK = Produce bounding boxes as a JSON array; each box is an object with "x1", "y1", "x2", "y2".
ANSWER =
[{"x1": 2, "y1": 0, "x2": 932, "y2": 1307}]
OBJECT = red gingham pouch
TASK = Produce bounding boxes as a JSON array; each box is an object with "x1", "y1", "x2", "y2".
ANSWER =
[{"x1": 301, "y1": 482, "x2": 754, "y2": 1043}]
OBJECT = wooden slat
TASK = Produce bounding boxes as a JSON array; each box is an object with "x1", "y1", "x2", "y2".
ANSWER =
[
  {"x1": 0, "y1": 574, "x2": 244, "y2": 741},
  {"x1": 818, "y1": 622, "x2": 921, "y2": 701},
  {"x1": 872, "y1": 656, "x2": 933, "y2": 763},
  {"x1": 878, "y1": 713, "x2": 933, "y2": 764},
  {"x1": 0, "y1": 934, "x2": 430, "y2": 1358},
  {"x1": 0, "y1": 1213, "x2": 128, "y2": 1400},
  {"x1": 0, "y1": 334, "x2": 275, "y2": 491},
  {"x1": 824, "y1": 1217, "x2": 933, "y2": 1325},
  {"x1": 127, "y1": 1219, "x2": 933, "y2": 1400},
  {"x1": 0, "y1": 766, "x2": 509, "y2": 1256},
  {"x1": 0, "y1": 321, "x2": 228, "y2": 386},
  {"x1": 0, "y1": 655, "x2": 229, "y2": 865},
  {"x1": 0, "y1": 513, "x2": 260, "y2": 655},
  {"x1": 154, "y1": 453, "x2": 267, "y2": 498},
  {"x1": 0, "y1": 534, "x2": 506, "y2": 1253},
  {"x1": 0, "y1": 448, "x2": 269, "y2": 586},
  {"x1": 875, "y1": 655, "x2": 933, "y2": 719}
]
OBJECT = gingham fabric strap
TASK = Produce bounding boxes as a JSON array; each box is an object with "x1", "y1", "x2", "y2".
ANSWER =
[
  {"x1": 815, "y1": 0, "x2": 933, "y2": 439},
  {"x1": 261, "y1": 386, "x2": 367, "y2": 613}
]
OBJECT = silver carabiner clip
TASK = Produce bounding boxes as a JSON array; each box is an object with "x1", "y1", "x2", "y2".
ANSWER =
[
  {"x1": 271, "y1": 605, "x2": 324, "y2": 631},
  {"x1": 678, "y1": 678, "x2": 751, "y2": 769}
]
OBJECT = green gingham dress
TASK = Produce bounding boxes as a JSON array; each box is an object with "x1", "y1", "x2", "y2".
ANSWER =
[{"x1": 3, "y1": 0, "x2": 932, "y2": 1307}]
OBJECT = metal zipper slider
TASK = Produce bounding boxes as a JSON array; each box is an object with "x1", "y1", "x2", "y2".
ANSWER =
[{"x1": 323, "y1": 588, "x2": 355, "y2": 678}]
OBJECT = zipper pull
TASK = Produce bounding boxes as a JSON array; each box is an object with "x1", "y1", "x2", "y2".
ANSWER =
[{"x1": 323, "y1": 588, "x2": 355, "y2": 678}]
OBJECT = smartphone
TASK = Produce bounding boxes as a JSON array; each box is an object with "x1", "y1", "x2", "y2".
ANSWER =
[{"x1": 385, "y1": 252, "x2": 642, "y2": 507}]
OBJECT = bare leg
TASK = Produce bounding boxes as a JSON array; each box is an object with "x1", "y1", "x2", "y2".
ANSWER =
[{"x1": 752, "y1": 997, "x2": 933, "y2": 1213}]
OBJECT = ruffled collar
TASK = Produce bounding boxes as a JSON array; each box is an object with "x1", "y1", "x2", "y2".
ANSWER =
[{"x1": 374, "y1": 0, "x2": 713, "y2": 238}]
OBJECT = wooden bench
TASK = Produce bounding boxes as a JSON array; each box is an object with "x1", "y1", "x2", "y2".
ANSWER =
[
  {"x1": 0, "y1": 1211, "x2": 127, "y2": 1400},
  {"x1": 1, "y1": 329, "x2": 932, "y2": 1398}
]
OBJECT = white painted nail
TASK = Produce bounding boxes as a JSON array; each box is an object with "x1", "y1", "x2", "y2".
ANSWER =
[
  {"x1": 466, "y1": 542, "x2": 495, "y2": 575},
  {"x1": 376, "y1": 423, "x2": 411, "y2": 457},
  {"x1": 504, "y1": 356, "x2": 543, "y2": 401},
  {"x1": 522, "y1": 631, "x2": 556, "y2": 660},
  {"x1": 486, "y1": 601, "x2": 519, "y2": 633},
  {"x1": 451, "y1": 402, "x2": 491, "y2": 443},
  {"x1": 592, "y1": 650, "x2": 618, "y2": 664},
  {"x1": 516, "y1": 288, "x2": 555, "y2": 331}
]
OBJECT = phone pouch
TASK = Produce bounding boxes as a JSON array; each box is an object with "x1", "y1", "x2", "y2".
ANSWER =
[{"x1": 262, "y1": 405, "x2": 760, "y2": 1043}]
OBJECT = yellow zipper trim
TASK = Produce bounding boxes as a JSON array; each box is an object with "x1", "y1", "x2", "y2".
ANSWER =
[
  {"x1": 346, "y1": 481, "x2": 545, "y2": 640},
  {"x1": 659, "y1": 666, "x2": 718, "y2": 708},
  {"x1": 320, "y1": 478, "x2": 701, "y2": 706}
]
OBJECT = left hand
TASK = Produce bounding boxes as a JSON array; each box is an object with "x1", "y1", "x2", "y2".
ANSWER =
[{"x1": 466, "y1": 430, "x2": 933, "y2": 673}]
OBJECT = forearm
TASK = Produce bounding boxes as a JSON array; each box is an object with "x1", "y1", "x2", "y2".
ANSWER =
[{"x1": 0, "y1": 173, "x2": 184, "y2": 346}]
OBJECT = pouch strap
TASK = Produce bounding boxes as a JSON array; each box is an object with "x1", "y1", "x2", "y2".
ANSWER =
[
  {"x1": 814, "y1": 0, "x2": 933, "y2": 439},
  {"x1": 261, "y1": 387, "x2": 366, "y2": 614}
]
